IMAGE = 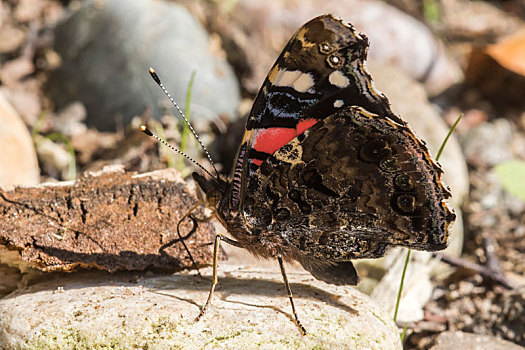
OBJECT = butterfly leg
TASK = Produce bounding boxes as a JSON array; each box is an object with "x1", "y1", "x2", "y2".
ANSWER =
[
  {"x1": 162, "y1": 200, "x2": 203, "y2": 278},
  {"x1": 278, "y1": 255, "x2": 307, "y2": 335},
  {"x1": 195, "y1": 233, "x2": 242, "y2": 321}
]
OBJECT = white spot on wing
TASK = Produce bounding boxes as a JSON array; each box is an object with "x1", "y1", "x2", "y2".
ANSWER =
[
  {"x1": 293, "y1": 72, "x2": 315, "y2": 92},
  {"x1": 333, "y1": 99, "x2": 344, "y2": 108},
  {"x1": 328, "y1": 70, "x2": 350, "y2": 88},
  {"x1": 273, "y1": 69, "x2": 314, "y2": 93},
  {"x1": 274, "y1": 69, "x2": 300, "y2": 86}
]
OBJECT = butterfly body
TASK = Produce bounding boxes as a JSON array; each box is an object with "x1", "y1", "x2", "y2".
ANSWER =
[{"x1": 182, "y1": 15, "x2": 457, "y2": 333}]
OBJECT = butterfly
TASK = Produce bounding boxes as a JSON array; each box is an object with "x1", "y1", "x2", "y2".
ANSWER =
[{"x1": 144, "y1": 14, "x2": 455, "y2": 335}]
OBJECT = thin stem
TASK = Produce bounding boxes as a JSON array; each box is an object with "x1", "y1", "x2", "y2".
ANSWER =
[
  {"x1": 393, "y1": 112, "x2": 463, "y2": 331},
  {"x1": 393, "y1": 249, "x2": 411, "y2": 323},
  {"x1": 436, "y1": 113, "x2": 463, "y2": 162}
]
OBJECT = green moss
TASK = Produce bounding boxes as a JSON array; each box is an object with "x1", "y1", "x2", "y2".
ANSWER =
[
  {"x1": 25, "y1": 318, "x2": 188, "y2": 350},
  {"x1": 213, "y1": 330, "x2": 242, "y2": 341}
]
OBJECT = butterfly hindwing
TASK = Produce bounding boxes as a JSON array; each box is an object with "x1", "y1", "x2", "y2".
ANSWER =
[
  {"x1": 295, "y1": 258, "x2": 360, "y2": 286},
  {"x1": 242, "y1": 106, "x2": 455, "y2": 269}
]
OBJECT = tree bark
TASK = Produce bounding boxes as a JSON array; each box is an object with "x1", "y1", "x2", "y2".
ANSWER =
[{"x1": 0, "y1": 166, "x2": 215, "y2": 273}]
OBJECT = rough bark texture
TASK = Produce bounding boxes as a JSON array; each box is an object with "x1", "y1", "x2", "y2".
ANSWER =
[{"x1": 0, "y1": 166, "x2": 215, "y2": 272}]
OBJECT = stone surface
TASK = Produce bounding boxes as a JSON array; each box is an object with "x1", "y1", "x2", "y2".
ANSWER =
[
  {"x1": 48, "y1": 0, "x2": 240, "y2": 131},
  {"x1": 431, "y1": 331, "x2": 524, "y2": 350},
  {"x1": 369, "y1": 248, "x2": 434, "y2": 323},
  {"x1": 461, "y1": 119, "x2": 515, "y2": 167},
  {"x1": 0, "y1": 264, "x2": 402, "y2": 349},
  {"x1": 0, "y1": 91, "x2": 39, "y2": 189}
]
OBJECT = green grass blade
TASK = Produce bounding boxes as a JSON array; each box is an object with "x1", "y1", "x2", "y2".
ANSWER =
[
  {"x1": 393, "y1": 112, "x2": 463, "y2": 328},
  {"x1": 44, "y1": 132, "x2": 76, "y2": 181},
  {"x1": 393, "y1": 249, "x2": 411, "y2": 323},
  {"x1": 400, "y1": 323, "x2": 408, "y2": 342},
  {"x1": 31, "y1": 111, "x2": 47, "y2": 140},
  {"x1": 180, "y1": 70, "x2": 196, "y2": 153},
  {"x1": 178, "y1": 71, "x2": 196, "y2": 172},
  {"x1": 436, "y1": 113, "x2": 463, "y2": 162}
]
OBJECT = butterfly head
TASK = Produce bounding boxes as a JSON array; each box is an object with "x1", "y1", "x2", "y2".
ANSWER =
[{"x1": 192, "y1": 172, "x2": 227, "y2": 212}]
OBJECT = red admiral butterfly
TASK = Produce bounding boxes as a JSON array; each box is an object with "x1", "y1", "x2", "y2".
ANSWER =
[{"x1": 144, "y1": 14, "x2": 455, "y2": 335}]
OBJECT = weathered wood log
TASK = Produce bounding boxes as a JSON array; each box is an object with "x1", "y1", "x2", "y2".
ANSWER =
[{"x1": 0, "y1": 166, "x2": 215, "y2": 273}]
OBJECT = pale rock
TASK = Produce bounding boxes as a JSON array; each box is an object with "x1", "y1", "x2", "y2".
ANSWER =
[
  {"x1": 0, "y1": 265, "x2": 402, "y2": 349},
  {"x1": 369, "y1": 248, "x2": 435, "y2": 323},
  {"x1": 35, "y1": 136, "x2": 73, "y2": 179},
  {"x1": 0, "y1": 92, "x2": 39, "y2": 189},
  {"x1": 431, "y1": 331, "x2": 525, "y2": 350},
  {"x1": 0, "y1": 92, "x2": 40, "y2": 299}
]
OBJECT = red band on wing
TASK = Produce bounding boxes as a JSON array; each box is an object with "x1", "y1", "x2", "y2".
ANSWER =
[
  {"x1": 296, "y1": 118, "x2": 318, "y2": 135},
  {"x1": 253, "y1": 128, "x2": 295, "y2": 155},
  {"x1": 252, "y1": 118, "x2": 318, "y2": 156}
]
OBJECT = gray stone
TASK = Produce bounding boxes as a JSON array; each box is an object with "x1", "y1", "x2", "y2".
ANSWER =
[
  {"x1": 48, "y1": 0, "x2": 240, "y2": 131},
  {"x1": 462, "y1": 119, "x2": 515, "y2": 167},
  {"x1": 0, "y1": 264, "x2": 402, "y2": 349}
]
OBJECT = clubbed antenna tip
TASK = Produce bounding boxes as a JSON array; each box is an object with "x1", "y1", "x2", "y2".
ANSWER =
[
  {"x1": 149, "y1": 67, "x2": 161, "y2": 85},
  {"x1": 140, "y1": 125, "x2": 153, "y2": 136}
]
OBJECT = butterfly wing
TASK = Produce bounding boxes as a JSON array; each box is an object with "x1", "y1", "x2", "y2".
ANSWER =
[
  {"x1": 228, "y1": 15, "x2": 404, "y2": 209},
  {"x1": 241, "y1": 106, "x2": 455, "y2": 283},
  {"x1": 216, "y1": 15, "x2": 454, "y2": 285}
]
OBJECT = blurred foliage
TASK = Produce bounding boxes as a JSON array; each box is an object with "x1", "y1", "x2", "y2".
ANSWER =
[
  {"x1": 45, "y1": 132, "x2": 76, "y2": 181},
  {"x1": 494, "y1": 160, "x2": 525, "y2": 201},
  {"x1": 423, "y1": 0, "x2": 441, "y2": 23},
  {"x1": 178, "y1": 70, "x2": 197, "y2": 172}
]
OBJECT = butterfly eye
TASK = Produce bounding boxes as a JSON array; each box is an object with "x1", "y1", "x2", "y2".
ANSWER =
[
  {"x1": 319, "y1": 42, "x2": 331, "y2": 54},
  {"x1": 327, "y1": 54, "x2": 343, "y2": 68}
]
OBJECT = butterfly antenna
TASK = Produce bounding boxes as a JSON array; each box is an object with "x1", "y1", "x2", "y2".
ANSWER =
[
  {"x1": 140, "y1": 125, "x2": 215, "y2": 179},
  {"x1": 149, "y1": 67, "x2": 220, "y2": 180}
]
